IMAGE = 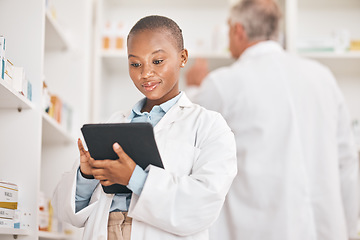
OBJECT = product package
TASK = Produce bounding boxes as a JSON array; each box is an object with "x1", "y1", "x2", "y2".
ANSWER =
[
  {"x1": 0, "y1": 207, "x2": 15, "y2": 219},
  {"x1": 0, "y1": 36, "x2": 5, "y2": 80},
  {"x1": 0, "y1": 182, "x2": 18, "y2": 210}
]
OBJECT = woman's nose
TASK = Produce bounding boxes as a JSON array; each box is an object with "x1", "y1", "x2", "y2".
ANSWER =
[{"x1": 141, "y1": 64, "x2": 154, "y2": 79}]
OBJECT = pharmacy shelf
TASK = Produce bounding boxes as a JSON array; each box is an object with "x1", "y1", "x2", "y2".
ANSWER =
[
  {"x1": 39, "y1": 231, "x2": 74, "y2": 239},
  {"x1": 45, "y1": 11, "x2": 70, "y2": 51},
  {"x1": 0, "y1": 228, "x2": 31, "y2": 236},
  {"x1": 299, "y1": 51, "x2": 360, "y2": 59},
  {"x1": 42, "y1": 112, "x2": 74, "y2": 145},
  {"x1": 0, "y1": 79, "x2": 34, "y2": 110}
]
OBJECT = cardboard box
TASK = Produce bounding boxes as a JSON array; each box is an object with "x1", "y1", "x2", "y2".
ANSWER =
[{"x1": 0, "y1": 182, "x2": 18, "y2": 210}]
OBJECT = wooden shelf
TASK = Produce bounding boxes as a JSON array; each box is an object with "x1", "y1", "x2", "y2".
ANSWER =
[
  {"x1": 0, "y1": 79, "x2": 34, "y2": 110},
  {"x1": 39, "y1": 230, "x2": 74, "y2": 239},
  {"x1": 45, "y1": 11, "x2": 70, "y2": 51},
  {"x1": 42, "y1": 112, "x2": 74, "y2": 145}
]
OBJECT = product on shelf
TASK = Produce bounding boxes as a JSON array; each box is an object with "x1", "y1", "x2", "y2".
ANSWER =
[
  {"x1": 0, "y1": 207, "x2": 15, "y2": 219},
  {"x1": 38, "y1": 192, "x2": 49, "y2": 231},
  {"x1": 0, "y1": 182, "x2": 18, "y2": 229},
  {"x1": 4, "y1": 59, "x2": 13, "y2": 86},
  {"x1": 0, "y1": 36, "x2": 5, "y2": 80},
  {"x1": 0, "y1": 182, "x2": 18, "y2": 210},
  {"x1": 44, "y1": 89, "x2": 73, "y2": 131},
  {"x1": 49, "y1": 95, "x2": 62, "y2": 123},
  {"x1": 3, "y1": 58, "x2": 33, "y2": 101},
  {"x1": 43, "y1": 81, "x2": 51, "y2": 113},
  {"x1": 102, "y1": 21, "x2": 128, "y2": 51},
  {"x1": 350, "y1": 40, "x2": 360, "y2": 51}
]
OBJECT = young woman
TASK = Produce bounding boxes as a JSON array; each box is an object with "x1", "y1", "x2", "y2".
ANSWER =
[{"x1": 52, "y1": 15, "x2": 237, "y2": 240}]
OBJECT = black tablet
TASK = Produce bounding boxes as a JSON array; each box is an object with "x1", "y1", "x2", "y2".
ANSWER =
[{"x1": 81, "y1": 122, "x2": 163, "y2": 194}]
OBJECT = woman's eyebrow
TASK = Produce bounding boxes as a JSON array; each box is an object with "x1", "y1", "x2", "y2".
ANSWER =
[
  {"x1": 152, "y1": 49, "x2": 165, "y2": 55},
  {"x1": 128, "y1": 49, "x2": 166, "y2": 59}
]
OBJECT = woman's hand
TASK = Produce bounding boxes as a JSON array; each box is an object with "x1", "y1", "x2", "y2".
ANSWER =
[
  {"x1": 89, "y1": 142, "x2": 137, "y2": 186},
  {"x1": 77, "y1": 138, "x2": 94, "y2": 179}
]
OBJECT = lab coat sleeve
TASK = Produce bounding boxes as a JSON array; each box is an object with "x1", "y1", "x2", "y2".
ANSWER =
[
  {"x1": 336, "y1": 88, "x2": 359, "y2": 238},
  {"x1": 128, "y1": 113, "x2": 237, "y2": 236},
  {"x1": 52, "y1": 159, "x2": 102, "y2": 228}
]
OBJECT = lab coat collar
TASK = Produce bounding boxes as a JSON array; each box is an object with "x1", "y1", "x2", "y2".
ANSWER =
[
  {"x1": 153, "y1": 92, "x2": 193, "y2": 133},
  {"x1": 238, "y1": 40, "x2": 284, "y2": 62},
  {"x1": 119, "y1": 93, "x2": 193, "y2": 132}
]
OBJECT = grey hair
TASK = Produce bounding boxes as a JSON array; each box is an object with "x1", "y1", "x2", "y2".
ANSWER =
[{"x1": 229, "y1": 0, "x2": 281, "y2": 41}]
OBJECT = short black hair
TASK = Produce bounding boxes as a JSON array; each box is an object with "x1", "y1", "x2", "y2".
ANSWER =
[{"x1": 127, "y1": 15, "x2": 184, "y2": 51}]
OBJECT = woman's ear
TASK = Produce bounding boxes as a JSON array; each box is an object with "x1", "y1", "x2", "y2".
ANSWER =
[{"x1": 180, "y1": 49, "x2": 189, "y2": 68}]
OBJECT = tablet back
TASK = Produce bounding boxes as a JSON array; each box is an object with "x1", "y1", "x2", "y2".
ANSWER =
[{"x1": 81, "y1": 123, "x2": 163, "y2": 194}]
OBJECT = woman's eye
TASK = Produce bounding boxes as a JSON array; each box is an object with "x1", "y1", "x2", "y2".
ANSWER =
[
  {"x1": 130, "y1": 63, "x2": 141, "y2": 67},
  {"x1": 153, "y1": 59, "x2": 163, "y2": 65}
]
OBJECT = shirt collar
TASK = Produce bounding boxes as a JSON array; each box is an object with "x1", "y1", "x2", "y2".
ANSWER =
[{"x1": 130, "y1": 92, "x2": 183, "y2": 117}]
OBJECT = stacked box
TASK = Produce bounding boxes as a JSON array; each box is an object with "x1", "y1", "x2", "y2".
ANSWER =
[
  {"x1": 0, "y1": 36, "x2": 5, "y2": 80},
  {"x1": 0, "y1": 182, "x2": 18, "y2": 210},
  {"x1": 0, "y1": 207, "x2": 15, "y2": 219},
  {"x1": 0, "y1": 182, "x2": 18, "y2": 229}
]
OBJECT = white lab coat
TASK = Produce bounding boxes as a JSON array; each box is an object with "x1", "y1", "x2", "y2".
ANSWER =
[
  {"x1": 52, "y1": 93, "x2": 237, "y2": 240},
  {"x1": 188, "y1": 41, "x2": 359, "y2": 240}
]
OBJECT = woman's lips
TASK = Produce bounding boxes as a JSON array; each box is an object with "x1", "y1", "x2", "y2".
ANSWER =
[{"x1": 142, "y1": 81, "x2": 160, "y2": 92}]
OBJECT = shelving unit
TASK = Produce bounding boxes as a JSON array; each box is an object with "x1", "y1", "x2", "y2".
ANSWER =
[
  {"x1": 42, "y1": 113, "x2": 74, "y2": 145},
  {"x1": 0, "y1": 0, "x2": 91, "y2": 239},
  {"x1": 45, "y1": 11, "x2": 71, "y2": 51},
  {"x1": 38, "y1": 231, "x2": 73, "y2": 240},
  {"x1": 0, "y1": 228, "x2": 31, "y2": 237},
  {"x1": 0, "y1": 80, "x2": 34, "y2": 109},
  {"x1": 289, "y1": 0, "x2": 360, "y2": 121}
]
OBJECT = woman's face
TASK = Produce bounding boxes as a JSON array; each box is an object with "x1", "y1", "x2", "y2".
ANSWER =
[{"x1": 127, "y1": 29, "x2": 187, "y2": 106}]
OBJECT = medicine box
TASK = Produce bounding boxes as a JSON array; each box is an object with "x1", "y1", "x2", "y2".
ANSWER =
[
  {"x1": 0, "y1": 36, "x2": 5, "y2": 80},
  {"x1": 0, "y1": 36, "x2": 6, "y2": 80},
  {"x1": 0, "y1": 207, "x2": 15, "y2": 219},
  {"x1": 0, "y1": 182, "x2": 18, "y2": 210},
  {"x1": 0, "y1": 218, "x2": 14, "y2": 228}
]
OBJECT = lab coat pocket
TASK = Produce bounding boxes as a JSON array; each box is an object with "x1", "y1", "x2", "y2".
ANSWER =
[{"x1": 163, "y1": 139, "x2": 200, "y2": 176}]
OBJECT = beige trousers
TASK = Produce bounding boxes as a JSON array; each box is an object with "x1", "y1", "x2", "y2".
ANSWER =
[{"x1": 107, "y1": 212, "x2": 132, "y2": 240}]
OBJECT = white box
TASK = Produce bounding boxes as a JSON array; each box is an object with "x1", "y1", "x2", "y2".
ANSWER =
[
  {"x1": 0, "y1": 218, "x2": 14, "y2": 228},
  {"x1": 0, "y1": 182, "x2": 18, "y2": 210},
  {"x1": 4, "y1": 59, "x2": 14, "y2": 86},
  {"x1": 12, "y1": 66, "x2": 26, "y2": 95},
  {"x1": 0, "y1": 36, "x2": 5, "y2": 59},
  {"x1": 0, "y1": 58, "x2": 4, "y2": 81},
  {"x1": 0, "y1": 207, "x2": 15, "y2": 219},
  {"x1": 0, "y1": 37, "x2": 6, "y2": 81}
]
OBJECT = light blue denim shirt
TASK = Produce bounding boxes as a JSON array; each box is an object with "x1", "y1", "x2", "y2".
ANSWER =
[{"x1": 75, "y1": 92, "x2": 182, "y2": 213}]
